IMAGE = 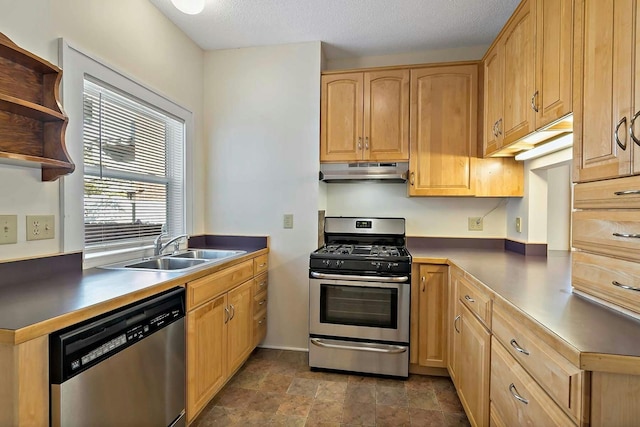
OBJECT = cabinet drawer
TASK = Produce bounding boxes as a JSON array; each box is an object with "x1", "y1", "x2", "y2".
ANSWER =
[
  {"x1": 457, "y1": 275, "x2": 492, "y2": 327},
  {"x1": 492, "y1": 303, "x2": 583, "y2": 421},
  {"x1": 574, "y1": 175, "x2": 640, "y2": 209},
  {"x1": 253, "y1": 311, "x2": 267, "y2": 347},
  {"x1": 572, "y1": 211, "x2": 640, "y2": 262},
  {"x1": 253, "y1": 254, "x2": 268, "y2": 275},
  {"x1": 573, "y1": 251, "x2": 640, "y2": 315},
  {"x1": 490, "y1": 337, "x2": 575, "y2": 427},
  {"x1": 254, "y1": 290, "x2": 268, "y2": 315},
  {"x1": 253, "y1": 273, "x2": 268, "y2": 294},
  {"x1": 188, "y1": 260, "x2": 254, "y2": 309}
]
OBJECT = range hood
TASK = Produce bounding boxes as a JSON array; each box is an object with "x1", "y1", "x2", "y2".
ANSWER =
[{"x1": 319, "y1": 162, "x2": 409, "y2": 183}]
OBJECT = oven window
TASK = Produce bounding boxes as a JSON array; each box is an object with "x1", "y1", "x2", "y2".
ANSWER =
[{"x1": 320, "y1": 284, "x2": 398, "y2": 329}]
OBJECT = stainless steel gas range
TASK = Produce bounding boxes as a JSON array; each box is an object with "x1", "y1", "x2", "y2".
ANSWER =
[{"x1": 308, "y1": 217, "x2": 412, "y2": 378}]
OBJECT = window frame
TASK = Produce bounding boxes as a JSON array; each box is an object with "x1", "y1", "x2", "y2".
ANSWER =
[{"x1": 60, "y1": 40, "x2": 194, "y2": 268}]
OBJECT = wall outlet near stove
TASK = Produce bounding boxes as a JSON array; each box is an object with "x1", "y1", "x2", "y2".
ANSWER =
[
  {"x1": 26, "y1": 215, "x2": 55, "y2": 240},
  {"x1": 283, "y1": 214, "x2": 294, "y2": 229},
  {"x1": 468, "y1": 217, "x2": 483, "y2": 231}
]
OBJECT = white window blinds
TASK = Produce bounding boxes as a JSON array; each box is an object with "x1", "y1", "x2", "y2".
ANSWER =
[{"x1": 83, "y1": 78, "x2": 185, "y2": 249}]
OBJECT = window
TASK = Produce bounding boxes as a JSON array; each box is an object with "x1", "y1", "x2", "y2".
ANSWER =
[{"x1": 82, "y1": 78, "x2": 185, "y2": 251}]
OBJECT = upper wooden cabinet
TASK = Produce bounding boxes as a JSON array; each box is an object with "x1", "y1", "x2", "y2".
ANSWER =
[
  {"x1": 0, "y1": 32, "x2": 74, "y2": 181},
  {"x1": 320, "y1": 69, "x2": 409, "y2": 162},
  {"x1": 483, "y1": 0, "x2": 573, "y2": 157},
  {"x1": 573, "y1": 0, "x2": 640, "y2": 182},
  {"x1": 408, "y1": 64, "x2": 478, "y2": 196}
]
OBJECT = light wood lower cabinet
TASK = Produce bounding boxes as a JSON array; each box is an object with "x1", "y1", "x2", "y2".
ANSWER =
[
  {"x1": 186, "y1": 254, "x2": 268, "y2": 423},
  {"x1": 454, "y1": 301, "x2": 491, "y2": 427},
  {"x1": 490, "y1": 337, "x2": 575, "y2": 426},
  {"x1": 410, "y1": 264, "x2": 448, "y2": 370}
]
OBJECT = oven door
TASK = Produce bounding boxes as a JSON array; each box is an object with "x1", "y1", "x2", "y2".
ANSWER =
[{"x1": 309, "y1": 273, "x2": 410, "y2": 343}]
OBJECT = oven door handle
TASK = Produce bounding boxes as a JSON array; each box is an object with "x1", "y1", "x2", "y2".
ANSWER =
[
  {"x1": 310, "y1": 338, "x2": 408, "y2": 354},
  {"x1": 310, "y1": 271, "x2": 409, "y2": 283}
]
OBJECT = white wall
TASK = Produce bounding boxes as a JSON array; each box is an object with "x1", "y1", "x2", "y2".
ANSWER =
[
  {"x1": 547, "y1": 165, "x2": 571, "y2": 250},
  {"x1": 327, "y1": 184, "x2": 508, "y2": 237},
  {"x1": 326, "y1": 45, "x2": 489, "y2": 70},
  {"x1": 204, "y1": 42, "x2": 322, "y2": 351},
  {"x1": 0, "y1": 0, "x2": 204, "y2": 260}
]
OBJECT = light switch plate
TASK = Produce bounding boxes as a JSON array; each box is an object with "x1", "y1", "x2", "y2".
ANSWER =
[
  {"x1": 0, "y1": 215, "x2": 17, "y2": 244},
  {"x1": 468, "y1": 217, "x2": 483, "y2": 231},
  {"x1": 26, "y1": 215, "x2": 55, "y2": 241},
  {"x1": 283, "y1": 214, "x2": 294, "y2": 229}
]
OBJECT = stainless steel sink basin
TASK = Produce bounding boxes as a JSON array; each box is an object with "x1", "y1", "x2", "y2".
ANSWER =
[
  {"x1": 125, "y1": 257, "x2": 206, "y2": 270},
  {"x1": 170, "y1": 249, "x2": 246, "y2": 260}
]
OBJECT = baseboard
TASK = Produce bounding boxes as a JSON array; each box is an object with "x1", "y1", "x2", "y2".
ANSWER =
[
  {"x1": 257, "y1": 344, "x2": 309, "y2": 353},
  {"x1": 409, "y1": 364, "x2": 450, "y2": 377}
]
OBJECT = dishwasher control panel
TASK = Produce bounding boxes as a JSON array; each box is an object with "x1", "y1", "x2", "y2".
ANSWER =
[{"x1": 50, "y1": 288, "x2": 185, "y2": 384}]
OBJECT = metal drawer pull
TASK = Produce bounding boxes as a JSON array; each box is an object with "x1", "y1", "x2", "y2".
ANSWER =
[
  {"x1": 612, "y1": 281, "x2": 640, "y2": 292},
  {"x1": 454, "y1": 315, "x2": 461, "y2": 333},
  {"x1": 259, "y1": 299, "x2": 266, "y2": 305},
  {"x1": 531, "y1": 91, "x2": 539, "y2": 113},
  {"x1": 421, "y1": 276, "x2": 425, "y2": 292},
  {"x1": 615, "y1": 117, "x2": 627, "y2": 150},
  {"x1": 224, "y1": 307, "x2": 230, "y2": 324},
  {"x1": 509, "y1": 383, "x2": 529, "y2": 404},
  {"x1": 613, "y1": 232, "x2": 640, "y2": 239},
  {"x1": 258, "y1": 319, "x2": 266, "y2": 325},
  {"x1": 510, "y1": 339, "x2": 530, "y2": 356},
  {"x1": 259, "y1": 263, "x2": 267, "y2": 268},
  {"x1": 258, "y1": 281, "x2": 267, "y2": 288},
  {"x1": 410, "y1": 172, "x2": 415, "y2": 186},
  {"x1": 614, "y1": 190, "x2": 640, "y2": 196},
  {"x1": 464, "y1": 295, "x2": 475, "y2": 303},
  {"x1": 229, "y1": 304, "x2": 235, "y2": 320},
  {"x1": 365, "y1": 136, "x2": 369, "y2": 150},
  {"x1": 358, "y1": 137, "x2": 362, "y2": 150},
  {"x1": 310, "y1": 338, "x2": 407, "y2": 354},
  {"x1": 497, "y1": 118, "x2": 503, "y2": 135},
  {"x1": 630, "y1": 110, "x2": 640, "y2": 146}
]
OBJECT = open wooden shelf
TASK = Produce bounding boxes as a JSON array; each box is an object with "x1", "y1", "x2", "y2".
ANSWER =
[{"x1": 0, "y1": 32, "x2": 74, "y2": 181}]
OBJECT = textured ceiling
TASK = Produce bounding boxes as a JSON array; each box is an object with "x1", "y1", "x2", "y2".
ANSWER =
[{"x1": 149, "y1": 0, "x2": 520, "y2": 60}]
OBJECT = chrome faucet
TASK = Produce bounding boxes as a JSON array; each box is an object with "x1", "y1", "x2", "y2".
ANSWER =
[{"x1": 153, "y1": 234, "x2": 189, "y2": 256}]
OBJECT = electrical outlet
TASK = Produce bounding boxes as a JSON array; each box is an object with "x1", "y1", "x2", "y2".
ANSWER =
[
  {"x1": 26, "y1": 215, "x2": 55, "y2": 241},
  {"x1": 283, "y1": 214, "x2": 294, "y2": 229},
  {"x1": 468, "y1": 217, "x2": 483, "y2": 231},
  {"x1": 0, "y1": 215, "x2": 17, "y2": 244},
  {"x1": 515, "y1": 217, "x2": 522, "y2": 233}
]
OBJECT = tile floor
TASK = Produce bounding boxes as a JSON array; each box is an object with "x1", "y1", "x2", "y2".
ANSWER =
[{"x1": 192, "y1": 348, "x2": 471, "y2": 426}]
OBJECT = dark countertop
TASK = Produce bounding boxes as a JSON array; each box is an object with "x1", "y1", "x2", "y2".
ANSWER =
[
  {"x1": 408, "y1": 244, "x2": 640, "y2": 365},
  {"x1": 0, "y1": 236, "x2": 268, "y2": 344}
]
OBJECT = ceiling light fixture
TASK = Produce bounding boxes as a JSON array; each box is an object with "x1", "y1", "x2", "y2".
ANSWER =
[
  {"x1": 514, "y1": 134, "x2": 573, "y2": 161},
  {"x1": 170, "y1": 0, "x2": 204, "y2": 15}
]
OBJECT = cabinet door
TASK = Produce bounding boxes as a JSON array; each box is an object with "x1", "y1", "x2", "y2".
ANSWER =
[
  {"x1": 634, "y1": 1, "x2": 640, "y2": 175},
  {"x1": 448, "y1": 267, "x2": 462, "y2": 385},
  {"x1": 227, "y1": 280, "x2": 254, "y2": 374},
  {"x1": 363, "y1": 69, "x2": 410, "y2": 161},
  {"x1": 416, "y1": 264, "x2": 448, "y2": 368},
  {"x1": 573, "y1": 0, "x2": 633, "y2": 182},
  {"x1": 187, "y1": 294, "x2": 227, "y2": 423},
  {"x1": 483, "y1": 42, "x2": 504, "y2": 156},
  {"x1": 320, "y1": 73, "x2": 363, "y2": 162},
  {"x1": 502, "y1": 0, "x2": 536, "y2": 145},
  {"x1": 409, "y1": 64, "x2": 478, "y2": 196},
  {"x1": 457, "y1": 302, "x2": 491, "y2": 427},
  {"x1": 534, "y1": 0, "x2": 573, "y2": 128}
]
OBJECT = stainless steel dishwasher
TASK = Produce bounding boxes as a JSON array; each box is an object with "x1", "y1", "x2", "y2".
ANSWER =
[{"x1": 50, "y1": 287, "x2": 186, "y2": 427}]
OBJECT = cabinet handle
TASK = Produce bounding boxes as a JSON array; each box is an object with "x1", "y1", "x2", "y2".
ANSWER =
[
  {"x1": 530, "y1": 91, "x2": 539, "y2": 113},
  {"x1": 259, "y1": 263, "x2": 267, "y2": 268},
  {"x1": 365, "y1": 136, "x2": 369, "y2": 150},
  {"x1": 229, "y1": 304, "x2": 235, "y2": 320},
  {"x1": 509, "y1": 383, "x2": 529, "y2": 405},
  {"x1": 630, "y1": 110, "x2": 640, "y2": 146},
  {"x1": 612, "y1": 280, "x2": 640, "y2": 292},
  {"x1": 258, "y1": 318, "x2": 266, "y2": 325},
  {"x1": 454, "y1": 315, "x2": 461, "y2": 333},
  {"x1": 613, "y1": 232, "x2": 640, "y2": 239},
  {"x1": 510, "y1": 339, "x2": 530, "y2": 355},
  {"x1": 614, "y1": 190, "x2": 640, "y2": 196},
  {"x1": 421, "y1": 276, "x2": 425, "y2": 292},
  {"x1": 493, "y1": 121, "x2": 498, "y2": 138},
  {"x1": 259, "y1": 299, "x2": 266, "y2": 305},
  {"x1": 464, "y1": 295, "x2": 475, "y2": 303},
  {"x1": 410, "y1": 172, "x2": 415, "y2": 186},
  {"x1": 615, "y1": 117, "x2": 628, "y2": 150},
  {"x1": 224, "y1": 307, "x2": 230, "y2": 324},
  {"x1": 358, "y1": 137, "x2": 362, "y2": 150},
  {"x1": 497, "y1": 118, "x2": 503, "y2": 135},
  {"x1": 258, "y1": 281, "x2": 267, "y2": 288}
]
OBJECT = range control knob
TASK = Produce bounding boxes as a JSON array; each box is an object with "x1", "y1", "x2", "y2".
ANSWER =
[
  {"x1": 387, "y1": 262, "x2": 399, "y2": 270},
  {"x1": 371, "y1": 261, "x2": 382, "y2": 270},
  {"x1": 336, "y1": 260, "x2": 344, "y2": 267},
  {"x1": 322, "y1": 259, "x2": 332, "y2": 267}
]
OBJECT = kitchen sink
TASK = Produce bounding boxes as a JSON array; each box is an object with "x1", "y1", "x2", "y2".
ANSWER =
[
  {"x1": 170, "y1": 249, "x2": 246, "y2": 260},
  {"x1": 124, "y1": 257, "x2": 206, "y2": 271},
  {"x1": 99, "y1": 248, "x2": 247, "y2": 272}
]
